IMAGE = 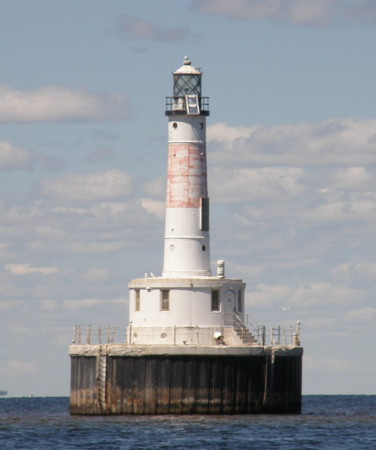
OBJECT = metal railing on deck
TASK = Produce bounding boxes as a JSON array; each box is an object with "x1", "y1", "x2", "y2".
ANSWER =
[
  {"x1": 72, "y1": 325, "x2": 126, "y2": 345},
  {"x1": 270, "y1": 321, "x2": 301, "y2": 347},
  {"x1": 71, "y1": 320, "x2": 301, "y2": 347}
]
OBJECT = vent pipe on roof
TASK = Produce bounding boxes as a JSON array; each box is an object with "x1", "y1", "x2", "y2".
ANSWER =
[{"x1": 217, "y1": 260, "x2": 225, "y2": 278}]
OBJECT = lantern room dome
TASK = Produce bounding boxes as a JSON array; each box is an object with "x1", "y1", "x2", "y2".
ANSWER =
[{"x1": 174, "y1": 56, "x2": 201, "y2": 75}]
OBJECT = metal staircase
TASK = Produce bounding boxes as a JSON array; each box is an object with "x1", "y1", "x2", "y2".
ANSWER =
[
  {"x1": 234, "y1": 324, "x2": 258, "y2": 345},
  {"x1": 228, "y1": 312, "x2": 258, "y2": 345}
]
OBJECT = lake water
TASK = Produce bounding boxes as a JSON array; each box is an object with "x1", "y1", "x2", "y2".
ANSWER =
[{"x1": 0, "y1": 396, "x2": 375, "y2": 449}]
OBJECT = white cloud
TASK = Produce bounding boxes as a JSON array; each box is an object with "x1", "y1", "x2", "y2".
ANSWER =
[
  {"x1": 49, "y1": 202, "x2": 135, "y2": 226},
  {"x1": 143, "y1": 176, "x2": 166, "y2": 199},
  {"x1": 86, "y1": 147, "x2": 115, "y2": 164},
  {"x1": 247, "y1": 282, "x2": 364, "y2": 309},
  {"x1": 112, "y1": 14, "x2": 196, "y2": 42},
  {"x1": 208, "y1": 123, "x2": 252, "y2": 144},
  {"x1": 226, "y1": 263, "x2": 266, "y2": 279},
  {"x1": 282, "y1": 191, "x2": 376, "y2": 225},
  {"x1": 0, "y1": 243, "x2": 14, "y2": 260},
  {"x1": 193, "y1": 0, "x2": 334, "y2": 25},
  {"x1": 206, "y1": 120, "x2": 376, "y2": 233},
  {"x1": 208, "y1": 119, "x2": 376, "y2": 167},
  {"x1": 0, "y1": 141, "x2": 33, "y2": 170},
  {"x1": 343, "y1": 307, "x2": 376, "y2": 323},
  {"x1": 342, "y1": 0, "x2": 376, "y2": 24},
  {"x1": 39, "y1": 299, "x2": 59, "y2": 311},
  {"x1": 193, "y1": 0, "x2": 376, "y2": 26},
  {"x1": 0, "y1": 300, "x2": 23, "y2": 311},
  {"x1": 210, "y1": 167, "x2": 305, "y2": 203},
  {"x1": 304, "y1": 193, "x2": 376, "y2": 223},
  {"x1": 332, "y1": 261, "x2": 376, "y2": 280},
  {"x1": 111, "y1": 296, "x2": 128, "y2": 305},
  {"x1": 330, "y1": 167, "x2": 374, "y2": 190},
  {"x1": 5, "y1": 263, "x2": 58, "y2": 275},
  {"x1": 303, "y1": 317, "x2": 336, "y2": 329},
  {"x1": 141, "y1": 198, "x2": 165, "y2": 219},
  {"x1": 0, "y1": 194, "x2": 162, "y2": 264},
  {"x1": 0, "y1": 86, "x2": 132, "y2": 123},
  {"x1": 81, "y1": 267, "x2": 111, "y2": 283},
  {"x1": 63, "y1": 298, "x2": 105, "y2": 311},
  {"x1": 0, "y1": 359, "x2": 38, "y2": 376},
  {"x1": 39, "y1": 170, "x2": 134, "y2": 203},
  {"x1": 61, "y1": 241, "x2": 128, "y2": 255},
  {"x1": 37, "y1": 154, "x2": 66, "y2": 171}
]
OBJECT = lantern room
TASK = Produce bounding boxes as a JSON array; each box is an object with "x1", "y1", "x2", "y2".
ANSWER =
[
  {"x1": 166, "y1": 56, "x2": 209, "y2": 116},
  {"x1": 173, "y1": 56, "x2": 202, "y2": 97}
]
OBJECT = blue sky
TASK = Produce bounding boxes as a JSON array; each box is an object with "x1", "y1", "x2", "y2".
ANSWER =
[{"x1": 1, "y1": 0, "x2": 376, "y2": 396}]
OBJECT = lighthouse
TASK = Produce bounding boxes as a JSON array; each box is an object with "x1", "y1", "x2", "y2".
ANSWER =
[{"x1": 69, "y1": 58, "x2": 303, "y2": 415}]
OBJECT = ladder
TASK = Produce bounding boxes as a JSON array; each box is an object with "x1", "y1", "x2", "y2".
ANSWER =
[{"x1": 97, "y1": 351, "x2": 107, "y2": 409}]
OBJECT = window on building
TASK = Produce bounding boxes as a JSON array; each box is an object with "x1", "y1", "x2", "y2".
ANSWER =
[
  {"x1": 185, "y1": 95, "x2": 200, "y2": 115},
  {"x1": 237, "y1": 290, "x2": 243, "y2": 313},
  {"x1": 161, "y1": 290, "x2": 170, "y2": 311},
  {"x1": 200, "y1": 197, "x2": 209, "y2": 231},
  {"x1": 211, "y1": 290, "x2": 220, "y2": 312},
  {"x1": 135, "y1": 289, "x2": 140, "y2": 312}
]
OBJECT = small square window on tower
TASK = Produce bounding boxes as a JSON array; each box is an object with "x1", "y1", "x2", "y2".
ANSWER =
[
  {"x1": 211, "y1": 290, "x2": 220, "y2": 312},
  {"x1": 161, "y1": 290, "x2": 170, "y2": 311}
]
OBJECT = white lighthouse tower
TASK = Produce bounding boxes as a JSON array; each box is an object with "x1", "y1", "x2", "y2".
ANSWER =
[
  {"x1": 162, "y1": 56, "x2": 211, "y2": 278},
  {"x1": 127, "y1": 57, "x2": 250, "y2": 346}
]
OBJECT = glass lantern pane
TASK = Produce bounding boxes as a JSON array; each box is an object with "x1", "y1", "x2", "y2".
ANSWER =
[{"x1": 174, "y1": 74, "x2": 201, "y2": 96}]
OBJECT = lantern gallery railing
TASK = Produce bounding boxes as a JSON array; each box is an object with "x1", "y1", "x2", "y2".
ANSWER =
[{"x1": 165, "y1": 96, "x2": 210, "y2": 115}]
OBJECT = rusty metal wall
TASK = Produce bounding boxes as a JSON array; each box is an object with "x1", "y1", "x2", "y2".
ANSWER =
[
  {"x1": 70, "y1": 356, "x2": 100, "y2": 415},
  {"x1": 166, "y1": 142, "x2": 207, "y2": 208},
  {"x1": 70, "y1": 353, "x2": 302, "y2": 415}
]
